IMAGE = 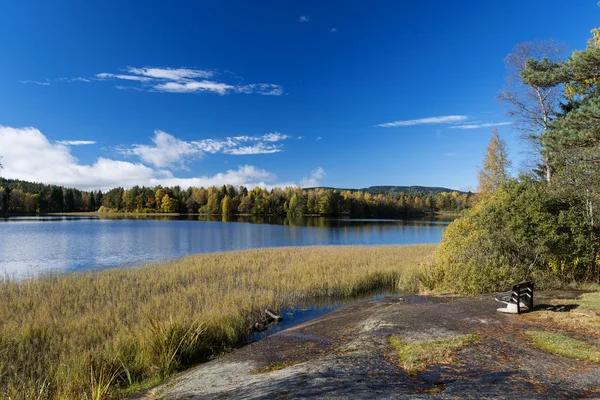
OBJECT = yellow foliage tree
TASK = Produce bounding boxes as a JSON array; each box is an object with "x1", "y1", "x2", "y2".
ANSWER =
[{"x1": 478, "y1": 129, "x2": 510, "y2": 194}]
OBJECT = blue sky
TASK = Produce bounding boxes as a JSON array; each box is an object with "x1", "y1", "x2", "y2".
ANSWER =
[{"x1": 0, "y1": 1, "x2": 598, "y2": 191}]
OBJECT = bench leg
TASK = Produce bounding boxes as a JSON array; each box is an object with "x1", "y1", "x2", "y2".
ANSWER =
[{"x1": 497, "y1": 302, "x2": 519, "y2": 314}]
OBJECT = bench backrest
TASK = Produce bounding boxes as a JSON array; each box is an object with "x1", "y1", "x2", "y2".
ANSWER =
[{"x1": 510, "y1": 281, "x2": 534, "y2": 311}]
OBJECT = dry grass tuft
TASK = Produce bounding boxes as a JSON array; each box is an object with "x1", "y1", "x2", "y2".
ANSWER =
[
  {"x1": 249, "y1": 361, "x2": 299, "y2": 374},
  {"x1": 0, "y1": 244, "x2": 435, "y2": 399}
]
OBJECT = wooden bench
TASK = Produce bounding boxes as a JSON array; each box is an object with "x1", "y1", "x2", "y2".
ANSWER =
[{"x1": 495, "y1": 281, "x2": 534, "y2": 314}]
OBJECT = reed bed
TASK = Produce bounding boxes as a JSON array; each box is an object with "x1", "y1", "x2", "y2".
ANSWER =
[{"x1": 0, "y1": 244, "x2": 435, "y2": 399}]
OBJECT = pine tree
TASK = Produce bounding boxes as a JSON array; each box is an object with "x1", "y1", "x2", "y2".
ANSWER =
[
  {"x1": 478, "y1": 129, "x2": 511, "y2": 194},
  {"x1": 523, "y1": 28, "x2": 600, "y2": 228}
]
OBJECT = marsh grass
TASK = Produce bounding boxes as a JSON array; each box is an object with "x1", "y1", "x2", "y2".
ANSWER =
[
  {"x1": 0, "y1": 244, "x2": 435, "y2": 399},
  {"x1": 388, "y1": 334, "x2": 479, "y2": 375},
  {"x1": 525, "y1": 331, "x2": 600, "y2": 362}
]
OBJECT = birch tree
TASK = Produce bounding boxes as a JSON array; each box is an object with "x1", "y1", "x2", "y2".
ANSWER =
[
  {"x1": 478, "y1": 129, "x2": 511, "y2": 194},
  {"x1": 498, "y1": 40, "x2": 565, "y2": 182}
]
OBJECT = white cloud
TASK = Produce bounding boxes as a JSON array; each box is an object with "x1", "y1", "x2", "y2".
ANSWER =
[
  {"x1": 449, "y1": 122, "x2": 514, "y2": 129},
  {"x1": 0, "y1": 125, "x2": 158, "y2": 191},
  {"x1": 224, "y1": 143, "x2": 282, "y2": 155},
  {"x1": 376, "y1": 116, "x2": 514, "y2": 130},
  {"x1": 153, "y1": 80, "x2": 234, "y2": 95},
  {"x1": 193, "y1": 133, "x2": 289, "y2": 155},
  {"x1": 261, "y1": 132, "x2": 290, "y2": 142},
  {"x1": 127, "y1": 67, "x2": 214, "y2": 80},
  {"x1": 330, "y1": 28, "x2": 338, "y2": 32},
  {"x1": 376, "y1": 115, "x2": 468, "y2": 128},
  {"x1": 56, "y1": 140, "x2": 97, "y2": 146},
  {"x1": 195, "y1": 138, "x2": 230, "y2": 154},
  {"x1": 119, "y1": 131, "x2": 291, "y2": 167},
  {"x1": 300, "y1": 167, "x2": 326, "y2": 187},
  {"x1": 0, "y1": 125, "x2": 308, "y2": 191},
  {"x1": 78, "y1": 66, "x2": 284, "y2": 96},
  {"x1": 316, "y1": 136, "x2": 322, "y2": 140},
  {"x1": 55, "y1": 77, "x2": 92, "y2": 83},
  {"x1": 68, "y1": 77, "x2": 92, "y2": 83},
  {"x1": 299, "y1": 15, "x2": 309, "y2": 22},
  {"x1": 125, "y1": 130, "x2": 203, "y2": 169},
  {"x1": 235, "y1": 83, "x2": 284, "y2": 96},
  {"x1": 19, "y1": 80, "x2": 50, "y2": 86},
  {"x1": 157, "y1": 165, "x2": 279, "y2": 189},
  {"x1": 96, "y1": 73, "x2": 152, "y2": 82}
]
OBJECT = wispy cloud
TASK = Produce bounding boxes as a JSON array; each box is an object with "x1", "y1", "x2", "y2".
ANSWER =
[
  {"x1": 197, "y1": 133, "x2": 289, "y2": 155},
  {"x1": 57, "y1": 77, "x2": 92, "y2": 83},
  {"x1": 28, "y1": 66, "x2": 283, "y2": 96},
  {"x1": 299, "y1": 15, "x2": 309, "y2": 22},
  {"x1": 96, "y1": 73, "x2": 152, "y2": 82},
  {"x1": 153, "y1": 81, "x2": 234, "y2": 95},
  {"x1": 19, "y1": 80, "x2": 50, "y2": 86},
  {"x1": 120, "y1": 131, "x2": 292, "y2": 169},
  {"x1": 449, "y1": 122, "x2": 514, "y2": 129},
  {"x1": 316, "y1": 136, "x2": 322, "y2": 140},
  {"x1": 260, "y1": 132, "x2": 290, "y2": 142},
  {"x1": 224, "y1": 143, "x2": 282, "y2": 155},
  {"x1": 98, "y1": 67, "x2": 282, "y2": 95},
  {"x1": 377, "y1": 115, "x2": 514, "y2": 130},
  {"x1": 235, "y1": 83, "x2": 283, "y2": 96},
  {"x1": 21, "y1": 78, "x2": 92, "y2": 85},
  {"x1": 376, "y1": 115, "x2": 468, "y2": 128},
  {"x1": 330, "y1": 28, "x2": 338, "y2": 32},
  {"x1": 127, "y1": 67, "x2": 214, "y2": 80},
  {"x1": 56, "y1": 140, "x2": 97, "y2": 146},
  {"x1": 443, "y1": 153, "x2": 456, "y2": 157}
]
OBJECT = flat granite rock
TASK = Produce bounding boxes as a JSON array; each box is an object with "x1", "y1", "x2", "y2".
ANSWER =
[{"x1": 133, "y1": 294, "x2": 600, "y2": 399}]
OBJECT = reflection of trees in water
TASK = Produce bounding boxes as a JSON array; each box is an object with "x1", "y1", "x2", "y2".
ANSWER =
[{"x1": 97, "y1": 213, "x2": 451, "y2": 231}]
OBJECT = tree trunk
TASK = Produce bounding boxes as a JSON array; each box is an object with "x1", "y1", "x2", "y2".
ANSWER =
[
  {"x1": 265, "y1": 309, "x2": 283, "y2": 322},
  {"x1": 545, "y1": 153, "x2": 552, "y2": 182}
]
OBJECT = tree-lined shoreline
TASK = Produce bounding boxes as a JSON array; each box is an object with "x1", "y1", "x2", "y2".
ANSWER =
[{"x1": 0, "y1": 178, "x2": 474, "y2": 217}]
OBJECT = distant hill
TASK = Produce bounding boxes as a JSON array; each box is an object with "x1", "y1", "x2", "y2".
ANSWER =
[{"x1": 306, "y1": 185, "x2": 469, "y2": 195}]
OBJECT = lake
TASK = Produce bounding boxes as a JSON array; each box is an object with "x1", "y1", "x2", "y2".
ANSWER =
[{"x1": 0, "y1": 215, "x2": 449, "y2": 279}]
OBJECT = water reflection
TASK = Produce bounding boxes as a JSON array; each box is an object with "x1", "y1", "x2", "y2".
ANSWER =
[
  {"x1": 249, "y1": 290, "x2": 401, "y2": 342},
  {"x1": 0, "y1": 216, "x2": 449, "y2": 279}
]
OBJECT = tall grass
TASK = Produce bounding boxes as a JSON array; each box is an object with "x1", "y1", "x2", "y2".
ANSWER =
[{"x1": 0, "y1": 244, "x2": 435, "y2": 399}]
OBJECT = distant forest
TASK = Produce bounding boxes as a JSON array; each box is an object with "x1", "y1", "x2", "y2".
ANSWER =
[{"x1": 0, "y1": 178, "x2": 474, "y2": 217}]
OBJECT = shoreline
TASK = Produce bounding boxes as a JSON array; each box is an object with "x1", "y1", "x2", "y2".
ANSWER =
[{"x1": 1, "y1": 211, "x2": 449, "y2": 218}]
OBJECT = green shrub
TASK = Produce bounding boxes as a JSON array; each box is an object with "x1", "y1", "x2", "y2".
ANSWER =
[{"x1": 423, "y1": 178, "x2": 600, "y2": 294}]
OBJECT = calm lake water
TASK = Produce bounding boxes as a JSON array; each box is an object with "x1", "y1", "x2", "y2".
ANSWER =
[{"x1": 0, "y1": 215, "x2": 449, "y2": 279}]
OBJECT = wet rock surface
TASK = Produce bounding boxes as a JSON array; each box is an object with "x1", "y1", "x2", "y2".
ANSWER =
[{"x1": 135, "y1": 294, "x2": 600, "y2": 399}]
